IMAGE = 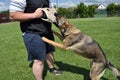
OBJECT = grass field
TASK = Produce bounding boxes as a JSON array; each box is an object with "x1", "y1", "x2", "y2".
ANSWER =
[{"x1": 0, "y1": 17, "x2": 120, "y2": 80}]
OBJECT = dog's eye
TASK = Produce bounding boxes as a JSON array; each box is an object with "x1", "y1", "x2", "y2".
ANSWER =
[{"x1": 47, "y1": 9, "x2": 49, "y2": 11}]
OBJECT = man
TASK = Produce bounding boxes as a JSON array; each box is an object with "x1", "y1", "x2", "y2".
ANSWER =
[{"x1": 9, "y1": 0, "x2": 62, "y2": 80}]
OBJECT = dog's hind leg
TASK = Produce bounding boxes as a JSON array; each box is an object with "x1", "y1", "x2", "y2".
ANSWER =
[
  {"x1": 106, "y1": 62, "x2": 120, "y2": 80},
  {"x1": 90, "y1": 62, "x2": 106, "y2": 80}
]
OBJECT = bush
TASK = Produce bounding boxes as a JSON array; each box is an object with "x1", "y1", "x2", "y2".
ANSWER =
[{"x1": 107, "y1": 3, "x2": 120, "y2": 16}]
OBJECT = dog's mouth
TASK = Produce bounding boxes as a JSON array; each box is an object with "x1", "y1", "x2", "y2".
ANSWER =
[
  {"x1": 54, "y1": 13, "x2": 59, "y2": 17},
  {"x1": 54, "y1": 13, "x2": 65, "y2": 28},
  {"x1": 53, "y1": 13, "x2": 59, "y2": 27}
]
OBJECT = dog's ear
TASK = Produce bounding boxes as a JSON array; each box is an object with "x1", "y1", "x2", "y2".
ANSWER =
[
  {"x1": 60, "y1": 17, "x2": 70, "y2": 27},
  {"x1": 65, "y1": 21, "x2": 69, "y2": 26}
]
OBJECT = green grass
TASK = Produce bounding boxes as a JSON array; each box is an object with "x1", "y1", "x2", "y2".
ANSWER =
[{"x1": 0, "y1": 17, "x2": 120, "y2": 80}]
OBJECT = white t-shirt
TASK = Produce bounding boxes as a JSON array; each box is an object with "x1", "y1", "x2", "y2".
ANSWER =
[
  {"x1": 9, "y1": 0, "x2": 52, "y2": 12},
  {"x1": 9, "y1": 0, "x2": 26, "y2": 12}
]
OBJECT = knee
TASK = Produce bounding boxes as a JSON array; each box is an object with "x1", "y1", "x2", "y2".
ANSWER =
[{"x1": 33, "y1": 60, "x2": 44, "y2": 66}]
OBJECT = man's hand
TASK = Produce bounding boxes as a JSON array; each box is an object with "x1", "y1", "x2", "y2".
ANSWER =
[{"x1": 33, "y1": 8, "x2": 44, "y2": 19}]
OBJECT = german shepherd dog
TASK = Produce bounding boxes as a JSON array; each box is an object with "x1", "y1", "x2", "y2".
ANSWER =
[{"x1": 42, "y1": 16, "x2": 120, "y2": 80}]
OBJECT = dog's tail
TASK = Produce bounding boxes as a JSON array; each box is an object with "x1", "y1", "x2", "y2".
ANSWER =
[{"x1": 106, "y1": 62, "x2": 120, "y2": 80}]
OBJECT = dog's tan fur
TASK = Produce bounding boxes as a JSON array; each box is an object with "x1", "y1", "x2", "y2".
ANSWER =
[{"x1": 42, "y1": 16, "x2": 120, "y2": 80}]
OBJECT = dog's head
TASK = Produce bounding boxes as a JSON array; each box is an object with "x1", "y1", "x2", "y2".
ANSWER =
[
  {"x1": 54, "y1": 15, "x2": 69, "y2": 29},
  {"x1": 54, "y1": 15, "x2": 71, "y2": 37},
  {"x1": 41, "y1": 8, "x2": 57, "y2": 23}
]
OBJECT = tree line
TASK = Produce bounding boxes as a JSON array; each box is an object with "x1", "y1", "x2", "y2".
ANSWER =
[
  {"x1": 57, "y1": 3, "x2": 97, "y2": 18},
  {"x1": 57, "y1": 3, "x2": 120, "y2": 18},
  {"x1": 0, "y1": 10, "x2": 9, "y2": 15},
  {"x1": 107, "y1": 3, "x2": 120, "y2": 17}
]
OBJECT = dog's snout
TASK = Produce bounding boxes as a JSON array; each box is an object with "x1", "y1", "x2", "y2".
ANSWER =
[{"x1": 54, "y1": 13, "x2": 59, "y2": 17}]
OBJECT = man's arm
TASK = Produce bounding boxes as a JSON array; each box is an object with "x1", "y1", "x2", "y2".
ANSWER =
[{"x1": 9, "y1": 8, "x2": 44, "y2": 22}]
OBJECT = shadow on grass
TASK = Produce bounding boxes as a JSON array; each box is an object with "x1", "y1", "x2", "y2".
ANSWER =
[
  {"x1": 43, "y1": 62, "x2": 49, "y2": 80},
  {"x1": 55, "y1": 61, "x2": 91, "y2": 80},
  {"x1": 30, "y1": 61, "x2": 108, "y2": 80}
]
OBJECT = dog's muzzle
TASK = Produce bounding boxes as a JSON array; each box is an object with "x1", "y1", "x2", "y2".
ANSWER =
[
  {"x1": 53, "y1": 13, "x2": 59, "y2": 27},
  {"x1": 54, "y1": 13, "x2": 59, "y2": 17}
]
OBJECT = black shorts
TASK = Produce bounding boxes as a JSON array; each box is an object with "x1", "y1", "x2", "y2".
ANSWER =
[{"x1": 23, "y1": 33, "x2": 55, "y2": 61}]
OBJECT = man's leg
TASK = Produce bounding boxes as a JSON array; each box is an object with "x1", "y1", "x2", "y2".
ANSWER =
[
  {"x1": 23, "y1": 33, "x2": 46, "y2": 80},
  {"x1": 46, "y1": 52, "x2": 62, "y2": 75},
  {"x1": 46, "y1": 52, "x2": 54, "y2": 68},
  {"x1": 32, "y1": 60, "x2": 44, "y2": 80}
]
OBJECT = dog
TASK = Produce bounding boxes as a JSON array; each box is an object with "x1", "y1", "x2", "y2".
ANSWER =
[{"x1": 41, "y1": 15, "x2": 120, "y2": 80}]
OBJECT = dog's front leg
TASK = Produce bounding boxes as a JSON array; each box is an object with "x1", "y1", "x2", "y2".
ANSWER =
[
  {"x1": 42, "y1": 37, "x2": 66, "y2": 50},
  {"x1": 52, "y1": 30, "x2": 64, "y2": 41}
]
